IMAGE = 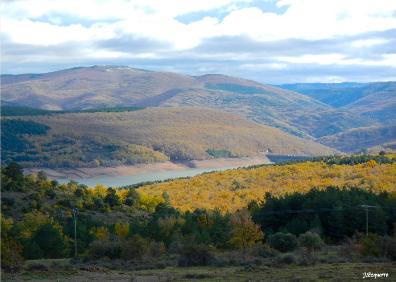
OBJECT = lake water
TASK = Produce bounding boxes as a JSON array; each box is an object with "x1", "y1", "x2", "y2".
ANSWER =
[
  {"x1": 56, "y1": 155, "x2": 308, "y2": 187},
  {"x1": 57, "y1": 165, "x2": 241, "y2": 187}
]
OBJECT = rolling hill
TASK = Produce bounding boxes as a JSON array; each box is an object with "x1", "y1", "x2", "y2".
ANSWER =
[
  {"x1": 1, "y1": 66, "x2": 373, "y2": 139},
  {"x1": 318, "y1": 125, "x2": 396, "y2": 152},
  {"x1": 1, "y1": 107, "x2": 336, "y2": 168},
  {"x1": 279, "y1": 81, "x2": 396, "y2": 125},
  {"x1": 139, "y1": 156, "x2": 396, "y2": 211}
]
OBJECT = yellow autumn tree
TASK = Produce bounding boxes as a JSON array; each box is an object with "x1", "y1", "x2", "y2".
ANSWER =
[
  {"x1": 114, "y1": 222, "x2": 129, "y2": 238},
  {"x1": 229, "y1": 209, "x2": 264, "y2": 248},
  {"x1": 90, "y1": 226, "x2": 110, "y2": 240}
]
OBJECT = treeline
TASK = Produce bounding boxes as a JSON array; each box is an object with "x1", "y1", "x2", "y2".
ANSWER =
[
  {"x1": 312, "y1": 154, "x2": 396, "y2": 165},
  {"x1": 1, "y1": 105, "x2": 145, "y2": 116},
  {"x1": 251, "y1": 187, "x2": 396, "y2": 241},
  {"x1": 1, "y1": 119, "x2": 169, "y2": 167},
  {"x1": 1, "y1": 119, "x2": 50, "y2": 154},
  {"x1": 1, "y1": 163, "x2": 396, "y2": 272}
]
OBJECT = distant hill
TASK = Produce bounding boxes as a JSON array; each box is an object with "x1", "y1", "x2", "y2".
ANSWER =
[
  {"x1": 1, "y1": 66, "x2": 373, "y2": 139},
  {"x1": 279, "y1": 81, "x2": 396, "y2": 107},
  {"x1": 318, "y1": 125, "x2": 396, "y2": 152},
  {"x1": 279, "y1": 81, "x2": 396, "y2": 125},
  {"x1": 368, "y1": 141, "x2": 396, "y2": 154},
  {"x1": 1, "y1": 107, "x2": 335, "y2": 168}
]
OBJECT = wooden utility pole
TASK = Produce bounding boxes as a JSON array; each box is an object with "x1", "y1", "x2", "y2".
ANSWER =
[
  {"x1": 72, "y1": 208, "x2": 78, "y2": 257},
  {"x1": 360, "y1": 205, "x2": 377, "y2": 236}
]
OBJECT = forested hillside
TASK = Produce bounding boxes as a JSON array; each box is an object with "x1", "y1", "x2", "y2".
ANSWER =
[
  {"x1": 2, "y1": 156, "x2": 396, "y2": 275},
  {"x1": 1, "y1": 107, "x2": 335, "y2": 168},
  {"x1": 318, "y1": 125, "x2": 396, "y2": 152},
  {"x1": 139, "y1": 155, "x2": 396, "y2": 211}
]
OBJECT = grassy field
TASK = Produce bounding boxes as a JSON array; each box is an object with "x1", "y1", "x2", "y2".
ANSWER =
[{"x1": 4, "y1": 261, "x2": 395, "y2": 281}]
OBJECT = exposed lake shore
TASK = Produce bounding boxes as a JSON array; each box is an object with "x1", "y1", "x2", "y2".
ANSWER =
[{"x1": 25, "y1": 156, "x2": 271, "y2": 181}]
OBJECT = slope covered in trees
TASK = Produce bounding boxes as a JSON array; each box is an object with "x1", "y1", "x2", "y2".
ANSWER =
[
  {"x1": 2, "y1": 158, "x2": 396, "y2": 274},
  {"x1": 1, "y1": 107, "x2": 335, "y2": 168},
  {"x1": 318, "y1": 125, "x2": 396, "y2": 152},
  {"x1": 139, "y1": 155, "x2": 396, "y2": 212}
]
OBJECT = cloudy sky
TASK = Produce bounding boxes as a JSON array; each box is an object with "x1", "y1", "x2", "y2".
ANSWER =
[{"x1": 1, "y1": 0, "x2": 396, "y2": 83}]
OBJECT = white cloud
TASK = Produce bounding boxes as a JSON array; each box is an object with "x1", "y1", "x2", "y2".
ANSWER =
[
  {"x1": 351, "y1": 39, "x2": 388, "y2": 48},
  {"x1": 276, "y1": 54, "x2": 347, "y2": 65},
  {"x1": 1, "y1": 0, "x2": 396, "y2": 81},
  {"x1": 3, "y1": 0, "x2": 396, "y2": 48}
]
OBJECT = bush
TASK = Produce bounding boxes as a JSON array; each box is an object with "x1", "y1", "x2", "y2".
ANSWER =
[
  {"x1": 26, "y1": 263, "x2": 49, "y2": 272},
  {"x1": 298, "y1": 231, "x2": 323, "y2": 252},
  {"x1": 120, "y1": 235, "x2": 148, "y2": 260},
  {"x1": 178, "y1": 244, "x2": 214, "y2": 267},
  {"x1": 274, "y1": 254, "x2": 296, "y2": 265},
  {"x1": 89, "y1": 239, "x2": 122, "y2": 259},
  {"x1": 248, "y1": 243, "x2": 278, "y2": 258},
  {"x1": 269, "y1": 232, "x2": 298, "y2": 252},
  {"x1": 359, "y1": 234, "x2": 381, "y2": 257},
  {"x1": 147, "y1": 241, "x2": 166, "y2": 257},
  {"x1": 381, "y1": 236, "x2": 396, "y2": 261},
  {"x1": 297, "y1": 252, "x2": 318, "y2": 266},
  {"x1": 1, "y1": 238, "x2": 24, "y2": 272},
  {"x1": 31, "y1": 223, "x2": 66, "y2": 258}
]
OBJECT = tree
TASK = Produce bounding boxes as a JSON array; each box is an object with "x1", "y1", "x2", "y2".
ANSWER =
[
  {"x1": 269, "y1": 232, "x2": 298, "y2": 252},
  {"x1": 31, "y1": 223, "x2": 66, "y2": 258},
  {"x1": 104, "y1": 188, "x2": 120, "y2": 207},
  {"x1": 90, "y1": 226, "x2": 110, "y2": 240},
  {"x1": 229, "y1": 209, "x2": 264, "y2": 248},
  {"x1": 1, "y1": 238, "x2": 24, "y2": 272},
  {"x1": 115, "y1": 222, "x2": 129, "y2": 238},
  {"x1": 125, "y1": 189, "x2": 141, "y2": 207},
  {"x1": 298, "y1": 231, "x2": 323, "y2": 253},
  {"x1": 4, "y1": 162, "x2": 23, "y2": 181}
]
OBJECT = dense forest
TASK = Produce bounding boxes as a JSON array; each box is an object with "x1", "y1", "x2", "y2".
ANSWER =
[
  {"x1": 140, "y1": 154, "x2": 396, "y2": 211},
  {"x1": 2, "y1": 155, "x2": 396, "y2": 274}
]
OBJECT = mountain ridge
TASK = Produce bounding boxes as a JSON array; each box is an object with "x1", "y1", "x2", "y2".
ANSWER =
[{"x1": 1, "y1": 65, "x2": 376, "y2": 140}]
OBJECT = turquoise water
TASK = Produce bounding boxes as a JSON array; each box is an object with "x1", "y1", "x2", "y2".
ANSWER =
[{"x1": 57, "y1": 165, "x2": 240, "y2": 187}]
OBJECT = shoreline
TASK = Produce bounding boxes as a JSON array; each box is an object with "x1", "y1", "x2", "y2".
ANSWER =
[{"x1": 24, "y1": 156, "x2": 271, "y2": 180}]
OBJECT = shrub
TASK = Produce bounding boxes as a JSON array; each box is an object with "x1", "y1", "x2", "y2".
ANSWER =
[
  {"x1": 359, "y1": 234, "x2": 381, "y2": 257},
  {"x1": 89, "y1": 239, "x2": 122, "y2": 259},
  {"x1": 32, "y1": 223, "x2": 66, "y2": 258},
  {"x1": 1, "y1": 238, "x2": 24, "y2": 272},
  {"x1": 297, "y1": 252, "x2": 318, "y2": 266},
  {"x1": 26, "y1": 263, "x2": 49, "y2": 272},
  {"x1": 269, "y1": 232, "x2": 297, "y2": 252},
  {"x1": 120, "y1": 235, "x2": 148, "y2": 260},
  {"x1": 178, "y1": 244, "x2": 214, "y2": 267},
  {"x1": 381, "y1": 236, "x2": 396, "y2": 261},
  {"x1": 24, "y1": 241, "x2": 44, "y2": 259},
  {"x1": 298, "y1": 231, "x2": 323, "y2": 253},
  {"x1": 248, "y1": 243, "x2": 278, "y2": 258},
  {"x1": 147, "y1": 241, "x2": 166, "y2": 257},
  {"x1": 274, "y1": 254, "x2": 296, "y2": 265}
]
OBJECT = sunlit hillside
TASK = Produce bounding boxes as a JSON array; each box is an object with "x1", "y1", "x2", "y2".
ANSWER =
[
  {"x1": 139, "y1": 157, "x2": 396, "y2": 212},
  {"x1": 2, "y1": 107, "x2": 335, "y2": 168}
]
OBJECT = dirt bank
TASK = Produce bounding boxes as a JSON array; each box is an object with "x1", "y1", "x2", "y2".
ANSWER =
[{"x1": 25, "y1": 156, "x2": 271, "y2": 180}]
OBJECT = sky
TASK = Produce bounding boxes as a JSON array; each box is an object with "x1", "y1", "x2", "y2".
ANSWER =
[{"x1": 1, "y1": 0, "x2": 396, "y2": 83}]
